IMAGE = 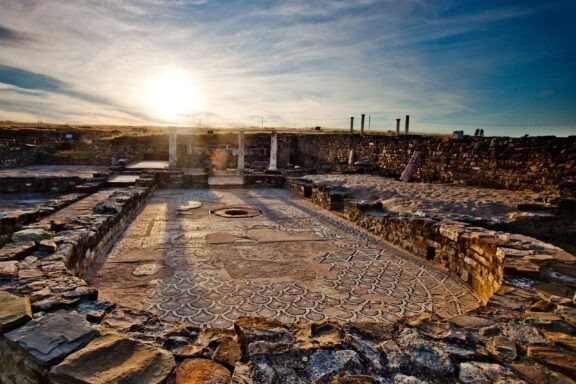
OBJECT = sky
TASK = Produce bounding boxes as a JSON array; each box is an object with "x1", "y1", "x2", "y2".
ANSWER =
[{"x1": 0, "y1": 0, "x2": 575, "y2": 136}]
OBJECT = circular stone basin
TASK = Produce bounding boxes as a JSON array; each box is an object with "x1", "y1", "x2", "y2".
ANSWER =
[{"x1": 212, "y1": 207, "x2": 261, "y2": 218}]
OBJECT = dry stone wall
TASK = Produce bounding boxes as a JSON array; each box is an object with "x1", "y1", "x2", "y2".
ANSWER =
[
  {"x1": 294, "y1": 135, "x2": 576, "y2": 195},
  {"x1": 0, "y1": 178, "x2": 574, "y2": 383}
]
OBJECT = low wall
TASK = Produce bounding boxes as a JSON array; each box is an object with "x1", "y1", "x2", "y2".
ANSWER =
[
  {"x1": 0, "y1": 180, "x2": 574, "y2": 383},
  {"x1": 290, "y1": 179, "x2": 503, "y2": 302},
  {"x1": 0, "y1": 176, "x2": 85, "y2": 193},
  {"x1": 294, "y1": 135, "x2": 576, "y2": 195}
]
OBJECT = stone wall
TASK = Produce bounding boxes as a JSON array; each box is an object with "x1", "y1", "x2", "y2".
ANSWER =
[
  {"x1": 0, "y1": 176, "x2": 85, "y2": 193},
  {"x1": 293, "y1": 135, "x2": 576, "y2": 195},
  {"x1": 0, "y1": 178, "x2": 575, "y2": 382},
  {"x1": 290, "y1": 179, "x2": 504, "y2": 303}
]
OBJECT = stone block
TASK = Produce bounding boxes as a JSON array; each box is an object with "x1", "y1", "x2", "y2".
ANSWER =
[
  {"x1": 0, "y1": 291, "x2": 32, "y2": 333},
  {"x1": 528, "y1": 345, "x2": 576, "y2": 376},
  {"x1": 49, "y1": 332, "x2": 175, "y2": 384},
  {"x1": 174, "y1": 358, "x2": 230, "y2": 384},
  {"x1": 5, "y1": 310, "x2": 99, "y2": 366},
  {"x1": 0, "y1": 241, "x2": 36, "y2": 261},
  {"x1": 0, "y1": 260, "x2": 19, "y2": 277},
  {"x1": 12, "y1": 228, "x2": 52, "y2": 243}
]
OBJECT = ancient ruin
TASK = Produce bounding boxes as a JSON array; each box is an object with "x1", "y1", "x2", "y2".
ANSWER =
[{"x1": 0, "y1": 125, "x2": 575, "y2": 383}]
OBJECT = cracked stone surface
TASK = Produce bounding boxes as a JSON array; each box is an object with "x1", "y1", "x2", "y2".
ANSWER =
[{"x1": 90, "y1": 189, "x2": 480, "y2": 329}]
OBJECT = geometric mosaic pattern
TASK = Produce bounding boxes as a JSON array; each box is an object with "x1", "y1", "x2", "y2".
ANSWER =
[{"x1": 92, "y1": 188, "x2": 480, "y2": 329}]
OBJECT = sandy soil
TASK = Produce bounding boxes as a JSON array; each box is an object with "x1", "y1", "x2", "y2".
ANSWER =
[{"x1": 303, "y1": 174, "x2": 540, "y2": 220}]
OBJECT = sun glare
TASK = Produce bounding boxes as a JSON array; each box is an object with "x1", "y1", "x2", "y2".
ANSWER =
[{"x1": 146, "y1": 70, "x2": 202, "y2": 122}]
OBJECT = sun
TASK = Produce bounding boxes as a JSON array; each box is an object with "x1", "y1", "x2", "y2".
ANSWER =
[{"x1": 146, "y1": 70, "x2": 202, "y2": 122}]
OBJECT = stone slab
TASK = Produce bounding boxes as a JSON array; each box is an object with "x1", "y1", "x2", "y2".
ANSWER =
[
  {"x1": 0, "y1": 241, "x2": 36, "y2": 261},
  {"x1": 0, "y1": 291, "x2": 32, "y2": 333},
  {"x1": 5, "y1": 311, "x2": 99, "y2": 366},
  {"x1": 49, "y1": 332, "x2": 175, "y2": 384},
  {"x1": 175, "y1": 359, "x2": 230, "y2": 384},
  {"x1": 12, "y1": 228, "x2": 52, "y2": 243}
]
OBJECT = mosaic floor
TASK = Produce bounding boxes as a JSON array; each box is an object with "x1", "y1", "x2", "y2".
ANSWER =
[{"x1": 89, "y1": 189, "x2": 480, "y2": 329}]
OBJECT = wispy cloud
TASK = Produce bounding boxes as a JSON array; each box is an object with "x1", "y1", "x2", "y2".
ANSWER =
[{"x1": 0, "y1": 0, "x2": 574, "y2": 135}]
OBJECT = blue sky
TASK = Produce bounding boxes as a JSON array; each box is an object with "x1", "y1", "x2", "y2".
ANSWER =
[{"x1": 0, "y1": 0, "x2": 575, "y2": 136}]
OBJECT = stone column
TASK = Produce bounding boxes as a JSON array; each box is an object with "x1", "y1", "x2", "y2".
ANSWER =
[
  {"x1": 396, "y1": 119, "x2": 401, "y2": 136},
  {"x1": 405, "y1": 115, "x2": 410, "y2": 135},
  {"x1": 360, "y1": 114, "x2": 366, "y2": 136},
  {"x1": 237, "y1": 129, "x2": 245, "y2": 172},
  {"x1": 268, "y1": 132, "x2": 278, "y2": 171},
  {"x1": 169, "y1": 127, "x2": 177, "y2": 168},
  {"x1": 350, "y1": 117, "x2": 354, "y2": 135}
]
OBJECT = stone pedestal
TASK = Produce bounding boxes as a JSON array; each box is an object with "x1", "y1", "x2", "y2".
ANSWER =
[
  {"x1": 268, "y1": 132, "x2": 278, "y2": 171},
  {"x1": 238, "y1": 129, "x2": 245, "y2": 172},
  {"x1": 169, "y1": 127, "x2": 177, "y2": 168}
]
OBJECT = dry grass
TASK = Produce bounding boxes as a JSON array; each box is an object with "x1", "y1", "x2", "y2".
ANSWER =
[{"x1": 0, "y1": 120, "x2": 448, "y2": 139}]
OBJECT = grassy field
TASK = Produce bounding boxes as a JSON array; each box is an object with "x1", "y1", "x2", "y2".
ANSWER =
[{"x1": 0, "y1": 120, "x2": 449, "y2": 139}]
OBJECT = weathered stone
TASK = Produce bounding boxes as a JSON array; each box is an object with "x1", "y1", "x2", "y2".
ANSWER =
[
  {"x1": 0, "y1": 291, "x2": 32, "y2": 333},
  {"x1": 49, "y1": 332, "x2": 175, "y2": 384},
  {"x1": 555, "y1": 305, "x2": 576, "y2": 328},
  {"x1": 378, "y1": 340, "x2": 408, "y2": 371},
  {"x1": 5, "y1": 310, "x2": 99, "y2": 366},
  {"x1": 542, "y1": 263, "x2": 576, "y2": 287},
  {"x1": 528, "y1": 345, "x2": 576, "y2": 376},
  {"x1": 247, "y1": 340, "x2": 292, "y2": 356},
  {"x1": 510, "y1": 363, "x2": 575, "y2": 384},
  {"x1": 449, "y1": 315, "x2": 494, "y2": 330},
  {"x1": 310, "y1": 349, "x2": 362, "y2": 381},
  {"x1": 234, "y1": 317, "x2": 292, "y2": 358},
  {"x1": 396, "y1": 328, "x2": 454, "y2": 375},
  {"x1": 12, "y1": 228, "x2": 52, "y2": 243},
  {"x1": 231, "y1": 362, "x2": 254, "y2": 384},
  {"x1": 406, "y1": 312, "x2": 465, "y2": 341},
  {"x1": 486, "y1": 336, "x2": 517, "y2": 362},
  {"x1": 175, "y1": 359, "x2": 231, "y2": 384},
  {"x1": 93, "y1": 200, "x2": 122, "y2": 214},
  {"x1": 212, "y1": 337, "x2": 242, "y2": 368},
  {"x1": 0, "y1": 241, "x2": 36, "y2": 261},
  {"x1": 530, "y1": 300, "x2": 556, "y2": 312},
  {"x1": 543, "y1": 331, "x2": 576, "y2": 351},
  {"x1": 525, "y1": 311, "x2": 575, "y2": 334},
  {"x1": 459, "y1": 362, "x2": 524, "y2": 384},
  {"x1": 333, "y1": 375, "x2": 374, "y2": 384},
  {"x1": 534, "y1": 282, "x2": 573, "y2": 302},
  {"x1": 345, "y1": 333, "x2": 385, "y2": 373},
  {"x1": 39, "y1": 240, "x2": 58, "y2": 253},
  {"x1": 0, "y1": 260, "x2": 18, "y2": 276},
  {"x1": 393, "y1": 374, "x2": 429, "y2": 384}
]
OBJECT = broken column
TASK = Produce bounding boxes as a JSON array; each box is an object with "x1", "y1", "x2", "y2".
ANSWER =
[
  {"x1": 350, "y1": 117, "x2": 354, "y2": 135},
  {"x1": 268, "y1": 132, "x2": 278, "y2": 171},
  {"x1": 396, "y1": 119, "x2": 401, "y2": 136},
  {"x1": 404, "y1": 115, "x2": 410, "y2": 135},
  {"x1": 237, "y1": 129, "x2": 245, "y2": 172},
  {"x1": 169, "y1": 127, "x2": 177, "y2": 168},
  {"x1": 360, "y1": 114, "x2": 366, "y2": 136}
]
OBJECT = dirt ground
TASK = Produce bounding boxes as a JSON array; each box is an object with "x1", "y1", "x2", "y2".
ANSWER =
[{"x1": 303, "y1": 174, "x2": 540, "y2": 220}]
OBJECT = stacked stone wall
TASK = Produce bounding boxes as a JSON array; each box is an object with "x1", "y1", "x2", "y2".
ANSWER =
[{"x1": 294, "y1": 135, "x2": 576, "y2": 194}]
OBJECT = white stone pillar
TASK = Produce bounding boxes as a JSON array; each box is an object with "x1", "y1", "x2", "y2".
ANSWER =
[
  {"x1": 268, "y1": 132, "x2": 278, "y2": 171},
  {"x1": 238, "y1": 129, "x2": 245, "y2": 172},
  {"x1": 169, "y1": 127, "x2": 177, "y2": 168}
]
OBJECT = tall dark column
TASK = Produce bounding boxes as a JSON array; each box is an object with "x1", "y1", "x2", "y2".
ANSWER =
[
  {"x1": 405, "y1": 115, "x2": 410, "y2": 135},
  {"x1": 350, "y1": 117, "x2": 354, "y2": 135},
  {"x1": 360, "y1": 114, "x2": 366, "y2": 136}
]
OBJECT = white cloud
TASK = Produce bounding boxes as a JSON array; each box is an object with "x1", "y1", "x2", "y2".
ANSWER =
[{"x1": 0, "y1": 0, "x2": 554, "y2": 132}]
